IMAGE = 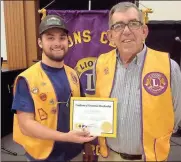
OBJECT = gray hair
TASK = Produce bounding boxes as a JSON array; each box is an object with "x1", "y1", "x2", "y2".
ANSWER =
[{"x1": 108, "y1": 2, "x2": 143, "y2": 28}]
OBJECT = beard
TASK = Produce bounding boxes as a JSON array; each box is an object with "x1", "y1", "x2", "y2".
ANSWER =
[{"x1": 43, "y1": 50, "x2": 67, "y2": 62}]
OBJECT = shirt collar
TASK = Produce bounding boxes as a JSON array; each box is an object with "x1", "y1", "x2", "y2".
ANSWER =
[{"x1": 116, "y1": 44, "x2": 147, "y2": 65}]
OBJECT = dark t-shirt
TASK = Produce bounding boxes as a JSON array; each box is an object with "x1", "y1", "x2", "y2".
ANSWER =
[{"x1": 12, "y1": 62, "x2": 83, "y2": 162}]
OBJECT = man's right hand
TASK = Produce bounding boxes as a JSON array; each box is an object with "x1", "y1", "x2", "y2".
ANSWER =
[
  {"x1": 17, "y1": 111, "x2": 97, "y2": 143},
  {"x1": 66, "y1": 130, "x2": 97, "y2": 144}
]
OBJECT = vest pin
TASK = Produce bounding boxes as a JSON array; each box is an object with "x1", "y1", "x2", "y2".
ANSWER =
[
  {"x1": 39, "y1": 93, "x2": 47, "y2": 101},
  {"x1": 49, "y1": 99, "x2": 55, "y2": 105},
  {"x1": 104, "y1": 67, "x2": 109, "y2": 75},
  {"x1": 40, "y1": 82, "x2": 46, "y2": 86},
  {"x1": 31, "y1": 87, "x2": 39, "y2": 94},
  {"x1": 51, "y1": 107, "x2": 57, "y2": 114}
]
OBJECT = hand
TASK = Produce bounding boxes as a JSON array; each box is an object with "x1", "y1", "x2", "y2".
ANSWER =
[{"x1": 66, "y1": 130, "x2": 97, "y2": 144}]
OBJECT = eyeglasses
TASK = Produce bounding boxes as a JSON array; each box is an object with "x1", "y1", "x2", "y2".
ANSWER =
[{"x1": 111, "y1": 20, "x2": 143, "y2": 32}]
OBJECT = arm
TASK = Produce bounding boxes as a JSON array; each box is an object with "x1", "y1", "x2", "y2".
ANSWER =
[
  {"x1": 12, "y1": 77, "x2": 96, "y2": 143},
  {"x1": 170, "y1": 59, "x2": 181, "y2": 132},
  {"x1": 17, "y1": 111, "x2": 68, "y2": 141}
]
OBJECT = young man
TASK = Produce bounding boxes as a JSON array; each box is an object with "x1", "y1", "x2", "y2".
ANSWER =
[
  {"x1": 93, "y1": 2, "x2": 181, "y2": 161},
  {"x1": 12, "y1": 15, "x2": 95, "y2": 162}
]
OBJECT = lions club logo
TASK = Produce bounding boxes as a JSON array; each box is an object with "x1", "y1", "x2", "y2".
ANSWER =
[
  {"x1": 143, "y1": 72, "x2": 168, "y2": 96},
  {"x1": 74, "y1": 57, "x2": 97, "y2": 96}
]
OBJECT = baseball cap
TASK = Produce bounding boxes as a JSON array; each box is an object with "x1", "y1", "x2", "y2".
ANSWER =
[{"x1": 39, "y1": 15, "x2": 68, "y2": 35}]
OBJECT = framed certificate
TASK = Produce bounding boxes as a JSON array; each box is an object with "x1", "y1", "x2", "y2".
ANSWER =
[{"x1": 70, "y1": 97, "x2": 117, "y2": 138}]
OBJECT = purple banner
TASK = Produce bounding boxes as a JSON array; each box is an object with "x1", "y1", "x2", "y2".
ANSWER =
[{"x1": 47, "y1": 10, "x2": 115, "y2": 96}]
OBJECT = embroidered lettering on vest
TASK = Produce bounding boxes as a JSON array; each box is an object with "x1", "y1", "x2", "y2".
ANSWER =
[
  {"x1": 38, "y1": 108, "x2": 48, "y2": 120},
  {"x1": 143, "y1": 72, "x2": 168, "y2": 96}
]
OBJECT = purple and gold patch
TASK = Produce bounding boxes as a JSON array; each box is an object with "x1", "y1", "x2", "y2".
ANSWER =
[
  {"x1": 71, "y1": 72, "x2": 78, "y2": 85},
  {"x1": 143, "y1": 72, "x2": 168, "y2": 96}
]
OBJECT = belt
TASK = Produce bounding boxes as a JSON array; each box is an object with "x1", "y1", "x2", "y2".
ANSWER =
[{"x1": 110, "y1": 149, "x2": 142, "y2": 160}]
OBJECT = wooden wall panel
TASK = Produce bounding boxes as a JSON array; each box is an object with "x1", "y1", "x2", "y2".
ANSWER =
[
  {"x1": 4, "y1": 1, "x2": 27, "y2": 69},
  {"x1": 3, "y1": 1, "x2": 40, "y2": 69},
  {"x1": 24, "y1": 1, "x2": 40, "y2": 67}
]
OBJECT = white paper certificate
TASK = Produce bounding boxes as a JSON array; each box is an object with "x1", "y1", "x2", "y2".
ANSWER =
[{"x1": 70, "y1": 97, "x2": 117, "y2": 137}]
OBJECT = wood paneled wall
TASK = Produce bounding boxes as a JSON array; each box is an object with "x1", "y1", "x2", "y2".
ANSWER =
[{"x1": 3, "y1": 1, "x2": 40, "y2": 70}]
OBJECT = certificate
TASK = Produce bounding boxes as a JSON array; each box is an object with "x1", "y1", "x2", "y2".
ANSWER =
[{"x1": 70, "y1": 97, "x2": 117, "y2": 137}]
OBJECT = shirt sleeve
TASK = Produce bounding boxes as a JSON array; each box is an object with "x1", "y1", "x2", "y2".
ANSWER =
[
  {"x1": 170, "y1": 59, "x2": 181, "y2": 132},
  {"x1": 12, "y1": 77, "x2": 35, "y2": 113}
]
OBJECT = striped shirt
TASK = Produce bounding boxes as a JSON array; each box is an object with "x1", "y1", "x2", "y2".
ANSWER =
[{"x1": 93, "y1": 45, "x2": 181, "y2": 155}]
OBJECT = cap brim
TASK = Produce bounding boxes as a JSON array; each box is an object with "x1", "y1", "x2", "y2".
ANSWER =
[{"x1": 40, "y1": 25, "x2": 69, "y2": 35}]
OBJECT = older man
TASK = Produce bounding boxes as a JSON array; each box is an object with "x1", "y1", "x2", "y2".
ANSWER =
[{"x1": 93, "y1": 2, "x2": 181, "y2": 161}]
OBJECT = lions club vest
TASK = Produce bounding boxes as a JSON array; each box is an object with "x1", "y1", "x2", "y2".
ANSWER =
[
  {"x1": 13, "y1": 62, "x2": 80, "y2": 159},
  {"x1": 95, "y1": 48, "x2": 174, "y2": 161}
]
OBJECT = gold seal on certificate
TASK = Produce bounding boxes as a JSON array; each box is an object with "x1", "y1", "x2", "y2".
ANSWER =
[
  {"x1": 101, "y1": 121, "x2": 112, "y2": 133},
  {"x1": 70, "y1": 97, "x2": 117, "y2": 138}
]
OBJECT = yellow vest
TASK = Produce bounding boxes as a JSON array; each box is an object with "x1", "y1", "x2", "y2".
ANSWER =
[
  {"x1": 13, "y1": 62, "x2": 80, "y2": 160},
  {"x1": 95, "y1": 48, "x2": 174, "y2": 161}
]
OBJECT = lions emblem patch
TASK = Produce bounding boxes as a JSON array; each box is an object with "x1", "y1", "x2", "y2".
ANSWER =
[{"x1": 143, "y1": 72, "x2": 168, "y2": 96}]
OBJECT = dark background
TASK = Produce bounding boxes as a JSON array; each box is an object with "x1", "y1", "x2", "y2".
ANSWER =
[{"x1": 40, "y1": 0, "x2": 135, "y2": 10}]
